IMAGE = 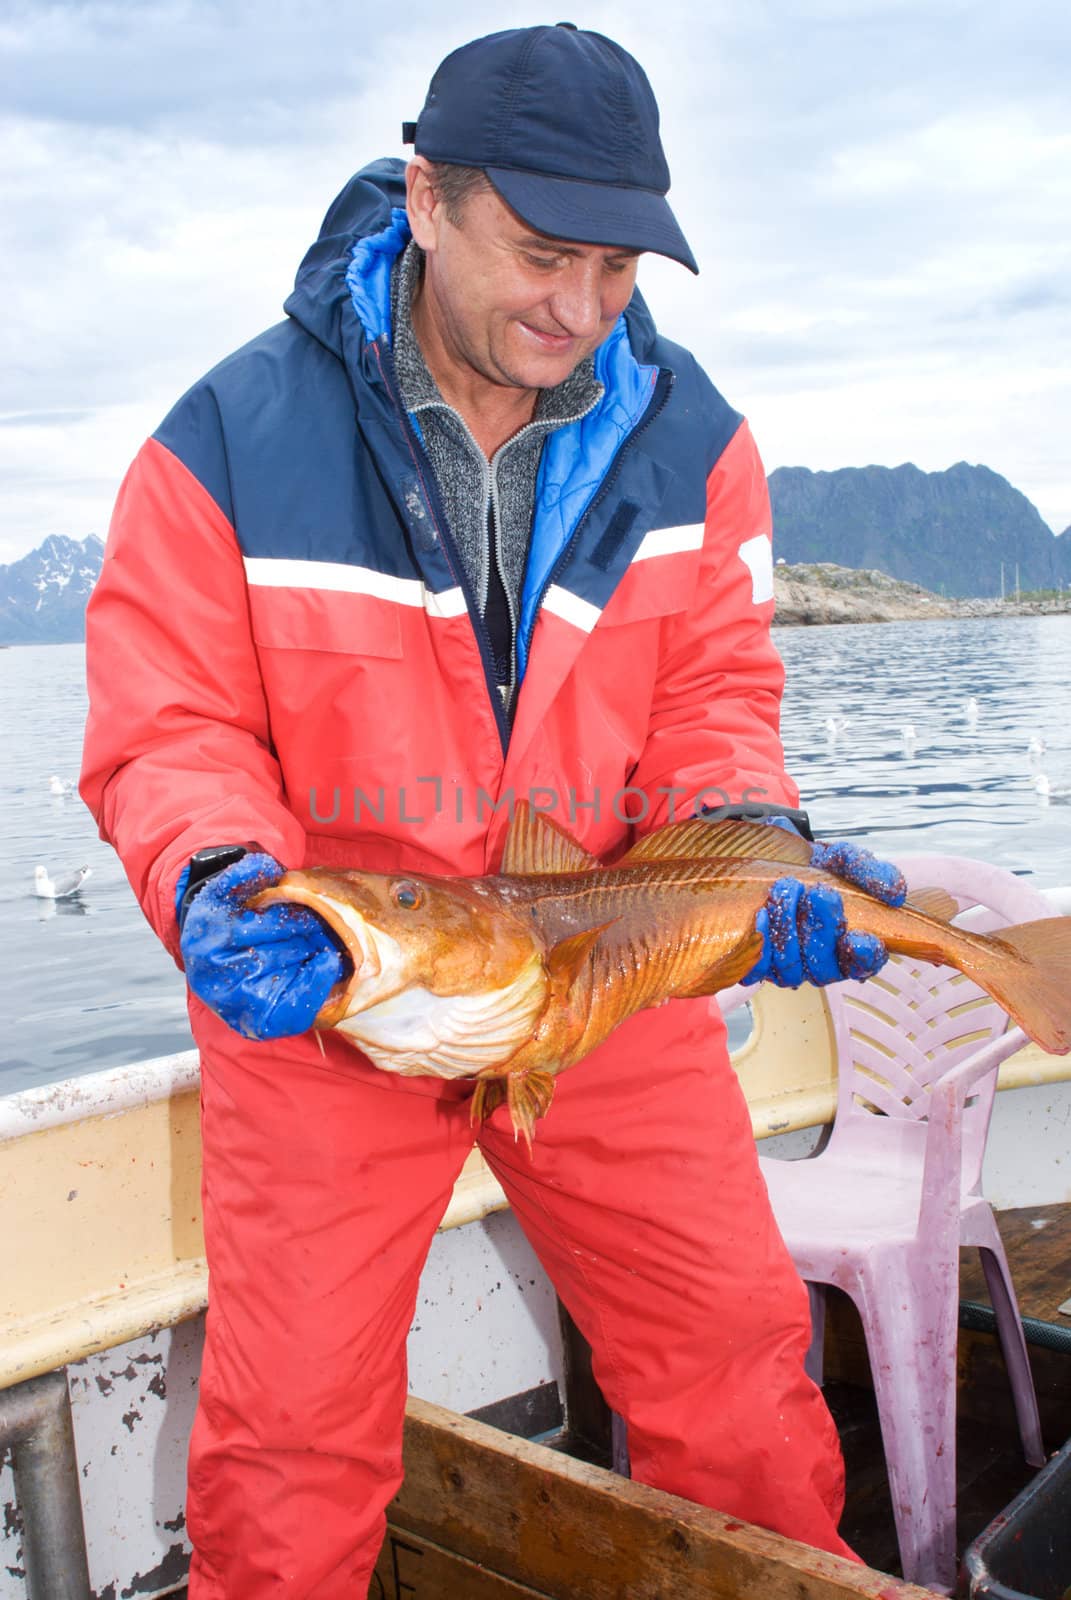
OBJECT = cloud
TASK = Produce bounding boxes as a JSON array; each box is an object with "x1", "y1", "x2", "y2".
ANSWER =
[
  {"x1": 2, "y1": 0, "x2": 1070, "y2": 562},
  {"x1": 0, "y1": 409, "x2": 91, "y2": 427},
  {"x1": 2, "y1": 1, "x2": 371, "y2": 141}
]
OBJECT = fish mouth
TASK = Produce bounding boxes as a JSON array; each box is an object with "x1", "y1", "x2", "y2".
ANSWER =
[{"x1": 249, "y1": 883, "x2": 381, "y2": 1026}]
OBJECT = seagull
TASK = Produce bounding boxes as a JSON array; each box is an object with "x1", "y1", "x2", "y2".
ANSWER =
[
  {"x1": 48, "y1": 774, "x2": 73, "y2": 796},
  {"x1": 1032, "y1": 774, "x2": 1071, "y2": 804},
  {"x1": 34, "y1": 863, "x2": 91, "y2": 899},
  {"x1": 823, "y1": 715, "x2": 850, "y2": 739},
  {"x1": 1027, "y1": 734, "x2": 1047, "y2": 762},
  {"x1": 900, "y1": 722, "x2": 918, "y2": 750},
  {"x1": 964, "y1": 697, "x2": 980, "y2": 728}
]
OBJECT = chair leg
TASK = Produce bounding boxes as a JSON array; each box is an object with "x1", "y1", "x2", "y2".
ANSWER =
[
  {"x1": 977, "y1": 1243, "x2": 1045, "y2": 1467},
  {"x1": 610, "y1": 1410, "x2": 631, "y2": 1478},
  {"x1": 805, "y1": 1281, "x2": 826, "y2": 1386},
  {"x1": 855, "y1": 1259, "x2": 960, "y2": 1593}
]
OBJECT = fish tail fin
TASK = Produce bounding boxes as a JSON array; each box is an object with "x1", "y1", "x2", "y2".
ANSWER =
[
  {"x1": 470, "y1": 1071, "x2": 556, "y2": 1152},
  {"x1": 978, "y1": 918, "x2": 1071, "y2": 1056}
]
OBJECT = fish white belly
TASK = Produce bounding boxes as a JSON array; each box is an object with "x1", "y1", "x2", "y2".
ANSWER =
[{"x1": 336, "y1": 968, "x2": 545, "y2": 1079}]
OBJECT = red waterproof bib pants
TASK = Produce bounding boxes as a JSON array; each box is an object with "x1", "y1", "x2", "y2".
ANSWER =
[{"x1": 186, "y1": 995, "x2": 853, "y2": 1597}]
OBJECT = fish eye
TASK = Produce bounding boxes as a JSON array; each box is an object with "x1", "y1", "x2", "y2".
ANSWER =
[{"x1": 391, "y1": 880, "x2": 422, "y2": 910}]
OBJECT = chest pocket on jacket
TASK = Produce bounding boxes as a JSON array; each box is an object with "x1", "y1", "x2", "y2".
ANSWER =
[
  {"x1": 247, "y1": 585, "x2": 403, "y2": 658},
  {"x1": 596, "y1": 533, "x2": 704, "y2": 628}
]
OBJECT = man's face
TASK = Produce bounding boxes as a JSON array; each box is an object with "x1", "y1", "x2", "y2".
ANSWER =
[{"x1": 409, "y1": 171, "x2": 641, "y2": 395}]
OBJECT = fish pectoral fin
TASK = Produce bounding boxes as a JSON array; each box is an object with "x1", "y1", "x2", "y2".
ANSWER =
[
  {"x1": 546, "y1": 921, "x2": 617, "y2": 986},
  {"x1": 500, "y1": 801, "x2": 601, "y2": 875},
  {"x1": 620, "y1": 818, "x2": 813, "y2": 868},
  {"x1": 905, "y1": 886, "x2": 959, "y2": 921},
  {"x1": 314, "y1": 989, "x2": 353, "y2": 1029},
  {"x1": 675, "y1": 930, "x2": 766, "y2": 998}
]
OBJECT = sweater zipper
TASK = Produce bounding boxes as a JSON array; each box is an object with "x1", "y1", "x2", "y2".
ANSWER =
[
  {"x1": 372, "y1": 342, "x2": 512, "y2": 754},
  {"x1": 414, "y1": 401, "x2": 598, "y2": 725}
]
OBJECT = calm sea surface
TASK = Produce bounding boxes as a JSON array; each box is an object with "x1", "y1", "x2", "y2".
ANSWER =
[{"x1": 2, "y1": 616, "x2": 1070, "y2": 1093}]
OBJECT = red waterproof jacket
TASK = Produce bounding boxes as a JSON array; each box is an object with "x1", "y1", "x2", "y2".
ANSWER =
[{"x1": 81, "y1": 160, "x2": 797, "y2": 1088}]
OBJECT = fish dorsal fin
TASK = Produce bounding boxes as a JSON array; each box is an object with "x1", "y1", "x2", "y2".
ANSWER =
[
  {"x1": 500, "y1": 802, "x2": 601, "y2": 876},
  {"x1": 546, "y1": 922, "x2": 616, "y2": 984},
  {"x1": 620, "y1": 817, "x2": 813, "y2": 869},
  {"x1": 905, "y1": 886, "x2": 959, "y2": 921}
]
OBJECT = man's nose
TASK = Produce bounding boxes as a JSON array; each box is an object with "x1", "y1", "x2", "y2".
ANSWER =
[{"x1": 550, "y1": 265, "x2": 604, "y2": 338}]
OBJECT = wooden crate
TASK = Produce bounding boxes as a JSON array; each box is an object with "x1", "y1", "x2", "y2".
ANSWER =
[{"x1": 371, "y1": 1397, "x2": 930, "y2": 1599}]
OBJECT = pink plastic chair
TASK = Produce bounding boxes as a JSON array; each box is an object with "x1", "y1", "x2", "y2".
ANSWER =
[{"x1": 757, "y1": 854, "x2": 1046, "y2": 1594}]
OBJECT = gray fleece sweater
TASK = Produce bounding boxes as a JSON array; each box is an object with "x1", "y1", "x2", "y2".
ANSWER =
[{"x1": 390, "y1": 241, "x2": 602, "y2": 713}]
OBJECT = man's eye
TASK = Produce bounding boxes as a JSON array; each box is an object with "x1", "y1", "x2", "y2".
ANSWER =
[{"x1": 524, "y1": 253, "x2": 560, "y2": 270}]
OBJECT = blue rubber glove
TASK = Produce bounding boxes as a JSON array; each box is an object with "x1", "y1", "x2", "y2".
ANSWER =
[
  {"x1": 742, "y1": 817, "x2": 906, "y2": 988},
  {"x1": 178, "y1": 852, "x2": 346, "y2": 1039}
]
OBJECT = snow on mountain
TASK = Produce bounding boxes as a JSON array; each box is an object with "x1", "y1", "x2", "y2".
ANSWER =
[{"x1": 0, "y1": 534, "x2": 105, "y2": 644}]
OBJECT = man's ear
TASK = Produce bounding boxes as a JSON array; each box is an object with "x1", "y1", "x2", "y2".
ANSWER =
[{"x1": 406, "y1": 157, "x2": 439, "y2": 253}]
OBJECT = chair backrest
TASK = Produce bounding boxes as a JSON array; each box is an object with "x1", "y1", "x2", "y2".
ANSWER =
[{"x1": 825, "y1": 856, "x2": 1052, "y2": 1193}]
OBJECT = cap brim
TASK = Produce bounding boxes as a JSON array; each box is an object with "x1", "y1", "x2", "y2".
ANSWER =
[{"x1": 485, "y1": 167, "x2": 698, "y2": 274}]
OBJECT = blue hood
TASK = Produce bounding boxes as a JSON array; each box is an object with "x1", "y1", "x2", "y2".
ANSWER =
[{"x1": 284, "y1": 158, "x2": 408, "y2": 359}]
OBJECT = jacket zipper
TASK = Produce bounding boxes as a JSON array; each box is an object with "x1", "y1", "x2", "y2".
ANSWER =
[
  {"x1": 520, "y1": 367, "x2": 675, "y2": 668},
  {"x1": 407, "y1": 397, "x2": 599, "y2": 731}
]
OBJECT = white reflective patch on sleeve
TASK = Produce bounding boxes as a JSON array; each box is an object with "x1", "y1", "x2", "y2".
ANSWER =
[
  {"x1": 242, "y1": 557, "x2": 464, "y2": 617},
  {"x1": 632, "y1": 523, "x2": 705, "y2": 561},
  {"x1": 738, "y1": 535, "x2": 774, "y2": 604},
  {"x1": 542, "y1": 584, "x2": 602, "y2": 634},
  {"x1": 243, "y1": 557, "x2": 422, "y2": 601},
  {"x1": 423, "y1": 586, "x2": 468, "y2": 618}
]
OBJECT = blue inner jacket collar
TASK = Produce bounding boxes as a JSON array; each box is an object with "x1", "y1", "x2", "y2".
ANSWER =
[{"x1": 345, "y1": 208, "x2": 411, "y2": 344}]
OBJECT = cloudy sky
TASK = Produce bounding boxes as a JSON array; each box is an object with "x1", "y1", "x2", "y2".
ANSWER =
[{"x1": 2, "y1": 0, "x2": 1069, "y2": 566}]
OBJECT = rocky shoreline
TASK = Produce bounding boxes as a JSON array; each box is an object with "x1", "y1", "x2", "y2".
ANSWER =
[{"x1": 772, "y1": 562, "x2": 1071, "y2": 627}]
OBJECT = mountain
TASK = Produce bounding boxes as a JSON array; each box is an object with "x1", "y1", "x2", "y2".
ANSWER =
[
  {"x1": 1, "y1": 471, "x2": 1068, "y2": 638},
  {"x1": 768, "y1": 463, "x2": 1067, "y2": 599},
  {"x1": 0, "y1": 534, "x2": 104, "y2": 644}
]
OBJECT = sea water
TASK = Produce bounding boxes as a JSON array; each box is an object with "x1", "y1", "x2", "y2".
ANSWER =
[{"x1": 1, "y1": 615, "x2": 1069, "y2": 1092}]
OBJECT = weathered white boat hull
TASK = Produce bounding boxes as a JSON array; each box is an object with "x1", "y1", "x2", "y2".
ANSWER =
[{"x1": 0, "y1": 1205, "x2": 560, "y2": 1598}]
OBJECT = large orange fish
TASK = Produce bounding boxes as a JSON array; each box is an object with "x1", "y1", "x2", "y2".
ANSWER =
[{"x1": 251, "y1": 805, "x2": 1071, "y2": 1145}]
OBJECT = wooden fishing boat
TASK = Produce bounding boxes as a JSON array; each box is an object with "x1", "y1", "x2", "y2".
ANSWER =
[{"x1": 2, "y1": 883, "x2": 1071, "y2": 1599}]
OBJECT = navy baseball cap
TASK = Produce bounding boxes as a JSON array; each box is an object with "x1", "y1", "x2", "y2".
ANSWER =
[{"x1": 403, "y1": 23, "x2": 698, "y2": 274}]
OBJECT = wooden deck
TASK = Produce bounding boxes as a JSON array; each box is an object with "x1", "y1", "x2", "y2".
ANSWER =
[
  {"x1": 958, "y1": 1203, "x2": 1071, "y2": 1325},
  {"x1": 823, "y1": 1203, "x2": 1071, "y2": 1450}
]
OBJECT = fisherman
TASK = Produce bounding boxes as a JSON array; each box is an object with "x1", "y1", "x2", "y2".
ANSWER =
[{"x1": 81, "y1": 24, "x2": 907, "y2": 1596}]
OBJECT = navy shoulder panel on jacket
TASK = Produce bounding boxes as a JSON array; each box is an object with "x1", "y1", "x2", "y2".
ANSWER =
[
  {"x1": 624, "y1": 296, "x2": 744, "y2": 478},
  {"x1": 153, "y1": 317, "x2": 423, "y2": 584},
  {"x1": 152, "y1": 160, "x2": 436, "y2": 584}
]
